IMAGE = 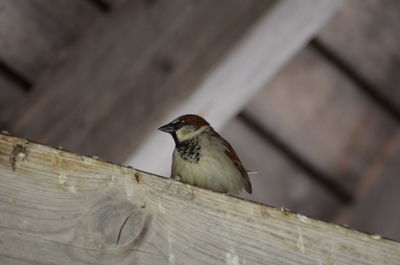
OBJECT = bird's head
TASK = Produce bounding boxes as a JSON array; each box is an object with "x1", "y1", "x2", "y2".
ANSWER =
[{"x1": 159, "y1": 114, "x2": 210, "y2": 144}]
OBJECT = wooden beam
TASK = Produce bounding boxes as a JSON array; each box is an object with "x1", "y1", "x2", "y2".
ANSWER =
[
  {"x1": 0, "y1": 134, "x2": 399, "y2": 264},
  {"x1": 12, "y1": 0, "x2": 276, "y2": 163},
  {"x1": 0, "y1": 0, "x2": 101, "y2": 82},
  {"x1": 241, "y1": 46, "x2": 400, "y2": 239},
  {"x1": 317, "y1": 0, "x2": 400, "y2": 113},
  {"x1": 127, "y1": 0, "x2": 346, "y2": 176},
  {"x1": 244, "y1": 47, "x2": 399, "y2": 193}
]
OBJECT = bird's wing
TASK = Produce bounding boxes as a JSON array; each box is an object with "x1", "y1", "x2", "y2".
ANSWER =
[{"x1": 214, "y1": 132, "x2": 252, "y2": 194}]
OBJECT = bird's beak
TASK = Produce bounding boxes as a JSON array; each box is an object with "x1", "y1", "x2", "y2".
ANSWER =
[{"x1": 158, "y1": 122, "x2": 176, "y2": 134}]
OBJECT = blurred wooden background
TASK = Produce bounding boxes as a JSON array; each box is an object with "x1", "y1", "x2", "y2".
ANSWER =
[{"x1": 1, "y1": 0, "x2": 399, "y2": 244}]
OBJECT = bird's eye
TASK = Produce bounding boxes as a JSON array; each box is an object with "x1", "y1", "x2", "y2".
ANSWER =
[
  {"x1": 176, "y1": 121, "x2": 184, "y2": 129},
  {"x1": 170, "y1": 119, "x2": 184, "y2": 129}
]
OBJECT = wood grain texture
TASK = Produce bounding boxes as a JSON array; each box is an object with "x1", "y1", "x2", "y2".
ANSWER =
[
  {"x1": 245, "y1": 47, "x2": 399, "y2": 190},
  {"x1": 317, "y1": 0, "x2": 400, "y2": 110},
  {"x1": 0, "y1": 0, "x2": 101, "y2": 82},
  {"x1": 0, "y1": 134, "x2": 399, "y2": 265},
  {"x1": 222, "y1": 119, "x2": 340, "y2": 221},
  {"x1": 12, "y1": 0, "x2": 275, "y2": 163}
]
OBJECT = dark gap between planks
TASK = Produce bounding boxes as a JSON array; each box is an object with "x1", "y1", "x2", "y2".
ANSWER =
[
  {"x1": 310, "y1": 39, "x2": 400, "y2": 125},
  {"x1": 85, "y1": 0, "x2": 111, "y2": 13},
  {"x1": 238, "y1": 112, "x2": 354, "y2": 204},
  {"x1": 0, "y1": 60, "x2": 32, "y2": 92}
]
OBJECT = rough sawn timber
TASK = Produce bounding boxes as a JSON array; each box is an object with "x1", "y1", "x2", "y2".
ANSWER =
[{"x1": 0, "y1": 134, "x2": 399, "y2": 265}]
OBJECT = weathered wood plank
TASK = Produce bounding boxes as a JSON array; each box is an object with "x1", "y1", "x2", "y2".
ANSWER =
[
  {"x1": 11, "y1": 0, "x2": 277, "y2": 162},
  {"x1": 245, "y1": 47, "x2": 399, "y2": 191},
  {"x1": 0, "y1": 134, "x2": 399, "y2": 265},
  {"x1": 0, "y1": 0, "x2": 101, "y2": 82},
  {"x1": 317, "y1": 0, "x2": 400, "y2": 110},
  {"x1": 222, "y1": 118, "x2": 340, "y2": 221},
  {"x1": 126, "y1": 0, "x2": 346, "y2": 176}
]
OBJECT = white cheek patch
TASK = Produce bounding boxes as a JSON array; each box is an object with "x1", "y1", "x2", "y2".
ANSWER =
[
  {"x1": 176, "y1": 126, "x2": 208, "y2": 142},
  {"x1": 175, "y1": 127, "x2": 192, "y2": 141}
]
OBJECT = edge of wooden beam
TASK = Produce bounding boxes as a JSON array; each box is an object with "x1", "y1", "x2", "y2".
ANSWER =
[{"x1": 0, "y1": 133, "x2": 399, "y2": 264}]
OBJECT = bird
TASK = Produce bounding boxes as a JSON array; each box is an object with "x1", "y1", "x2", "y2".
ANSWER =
[{"x1": 158, "y1": 114, "x2": 252, "y2": 195}]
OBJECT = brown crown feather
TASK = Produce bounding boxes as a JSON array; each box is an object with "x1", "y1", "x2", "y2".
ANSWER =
[{"x1": 177, "y1": 114, "x2": 210, "y2": 130}]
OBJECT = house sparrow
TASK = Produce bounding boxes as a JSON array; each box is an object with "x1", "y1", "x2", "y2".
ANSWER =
[{"x1": 159, "y1": 114, "x2": 252, "y2": 195}]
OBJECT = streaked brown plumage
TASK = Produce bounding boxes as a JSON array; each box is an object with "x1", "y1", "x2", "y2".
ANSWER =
[{"x1": 159, "y1": 114, "x2": 252, "y2": 194}]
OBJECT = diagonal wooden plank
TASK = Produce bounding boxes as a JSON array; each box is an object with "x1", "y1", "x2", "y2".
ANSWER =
[
  {"x1": 317, "y1": 0, "x2": 400, "y2": 112},
  {"x1": 0, "y1": 0, "x2": 101, "y2": 82},
  {"x1": 127, "y1": 0, "x2": 346, "y2": 177},
  {"x1": 11, "y1": 0, "x2": 276, "y2": 162},
  {"x1": 245, "y1": 47, "x2": 399, "y2": 194},
  {"x1": 0, "y1": 133, "x2": 399, "y2": 265}
]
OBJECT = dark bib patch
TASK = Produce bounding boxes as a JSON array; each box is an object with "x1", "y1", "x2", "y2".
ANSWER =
[{"x1": 177, "y1": 138, "x2": 201, "y2": 163}]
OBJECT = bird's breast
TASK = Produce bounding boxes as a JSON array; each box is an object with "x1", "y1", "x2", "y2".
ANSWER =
[{"x1": 171, "y1": 136, "x2": 244, "y2": 194}]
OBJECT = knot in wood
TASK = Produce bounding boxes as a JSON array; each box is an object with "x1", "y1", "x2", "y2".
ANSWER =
[
  {"x1": 10, "y1": 143, "x2": 28, "y2": 171},
  {"x1": 72, "y1": 193, "x2": 153, "y2": 261}
]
